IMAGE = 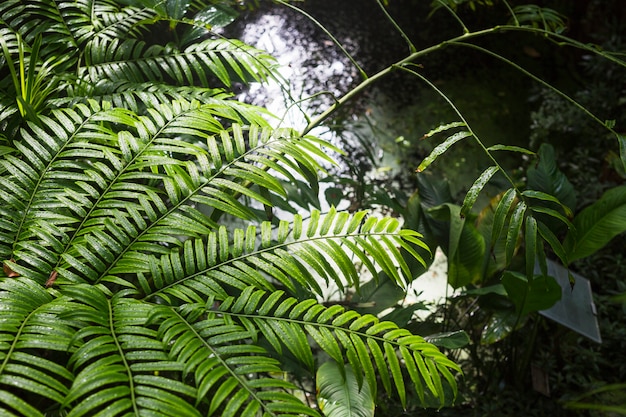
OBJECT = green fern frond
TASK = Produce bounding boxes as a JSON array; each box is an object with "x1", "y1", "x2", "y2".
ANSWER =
[
  {"x1": 58, "y1": 80, "x2": 227, "y2": 112},
  {"x1": 0, "y1": 0, "x2": 74, "y2": 48},
  {"x1": 151, "y1": 304, "x2": 321, "y2": 417},
  {"x1": 84, "y1": 37, "x2": 277, "y2": 88},
  {"x1": 66, "y1": 0, "x2": 156, "y2": 44},
  {"x1": 138, "y1": 209, "x2": 429, "y2": 304},
  {"x1": 149, "y1": 288, "x2": 460, "y2": 413},
  {"x1": 0, "y1": 278, "x2": 75, "y2": 416},
  {"x1": 61, "y1": 285, "x2": 203, "y2": 416},
  {"x1": 2, "y1": 101, "x2": 331, "y2": 285},
  {"x1": 0, "y1": 2, "x2": 466, "y2": 415}
]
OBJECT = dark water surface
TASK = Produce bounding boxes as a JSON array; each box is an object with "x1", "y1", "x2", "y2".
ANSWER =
[{"x1": 224, "y1": 1, "x2": 533, "y2": 205}]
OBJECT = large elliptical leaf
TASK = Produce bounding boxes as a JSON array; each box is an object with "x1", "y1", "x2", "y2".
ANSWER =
[
  {"x1": 563, "y1": 185, "x2": 626, "y2": 261},
  {"x1": 317, "y1": 361, "x2": 375, "y2": 417}
]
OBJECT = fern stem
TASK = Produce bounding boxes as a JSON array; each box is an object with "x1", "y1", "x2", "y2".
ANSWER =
[
  {"x1": 305, "y1": 23, "x2": 626, "y2": 136},
  {"x1": 501, "y1": 0, "x2": 520, "y2": 26},
  {"x1": 108, "y1": 298, "x2": 140, "y2": 414},
  {"x1": 395, "y1": 64, "x2": 519, "y2": 191},
  {"x1": 432, "y1": 0, "x2": 470, "y2": 34},
  {"x1": 451, "y1": 40, "x2": 623, "y2": 139},
  {"x1": 375, "y1": 0, "x2": 416, "y2": 53}
]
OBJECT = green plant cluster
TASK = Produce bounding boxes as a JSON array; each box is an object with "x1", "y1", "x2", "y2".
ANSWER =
[
  {"x1": 0, "y1": 0, "x2": 463, "y2": 416},
  {"x1": 323, "y1": 1, "x2": 626, "y2": 415},
  {"x1": 1, "y1": 0, "x2": 626, "y2": 416}
]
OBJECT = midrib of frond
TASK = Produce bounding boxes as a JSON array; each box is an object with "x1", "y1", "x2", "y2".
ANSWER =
[
  {"x1": 141, "y1": 230, "x2": 410, "y2": 302},
  {"x1": 106, "y1": 296, "x2": 140, "y2": 415},
  {"x1": 85, "y1": 39, "x2": 269, "y2": 84},
  {"x1": 167, "y1": 307, "x2": 279, "y2": 417},
  {"x1": 224, "y1": 310, "x2": 450, "y2": 366},
  {"x1": 50, "y1": 0, "x2": 78, "y2": 49},
  {"x1": 52, "y1": 106, "x2": 182, "y2": 272}
]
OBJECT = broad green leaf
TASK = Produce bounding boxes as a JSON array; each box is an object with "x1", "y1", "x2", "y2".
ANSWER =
[
  {"x1": 351, "y1": 272, "x2": 406, "y2": 315},
  {"x1": 193, "y1": 4, "x2": 239, "y2": 29},
  {"x1": 417, "y1": 131, "x2": 472, "y2": 172},
  {"x1": 481, "y1": 310, "x2": 518, "y2": 345},
  {"x1": 502, "y1": 271, "x2": 562, "y2": 316},
  {"x1": 316, "y1": 361, "x2": 375, "y2": 417},
  {"x1": 526, "y1": 143, "x2": 576, "y2": 213},
  {"x1": 425, "y1": 330, "x2": 470, "y2": 349},
  {"x1": 564, "y1": 185, "x2": 626, "y2": 261},
  {"x1": 428, "y1": 203, "x2": 485, "y2": 288}
]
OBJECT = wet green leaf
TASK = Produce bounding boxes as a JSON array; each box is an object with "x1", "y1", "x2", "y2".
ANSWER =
[
  {"x1": 491, "y1": 188, "x2": 517, "y2": 246},
  {"x1": 417, "y1": 131, "x2": 472, "y2": 172},
  {"x1": 461, "y1": 165, "x2": 499, "y2": 218},
  {"x1": 486, "y1": 144, "x2": 535, "y2": 155},
  {"x1": 422, "y1": 122, "x2": 466, "y2": 138},
  {"x1": 481, "y1": 310, "x2": 518, "y2": 345},
  {"x1": 523, "y1": 189, "x2": 573, "y2": 218},
  {"x1": 505, "y1": 201, "x2": 526, "y2": 264}
]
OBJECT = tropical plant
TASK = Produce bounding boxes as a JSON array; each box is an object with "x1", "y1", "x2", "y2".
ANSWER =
[
  {"x1": 0, "y1": 0, "x2": 463, "y2": 416},
  {"x1": 300, "y1": 0, "x2": 626, "y2": 414}
]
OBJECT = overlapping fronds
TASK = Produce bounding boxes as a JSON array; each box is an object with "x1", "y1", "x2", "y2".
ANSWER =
[
  {"x1": 0, "y1": 278, "x2": 75, "y2": 416},
  {"x1": 143, "y1": 287, "x2": 459, "y2": 415},
  {"x1": 136, "y1": 209, "x2": 429, "y2": 304},
  {"x1": 65, "y1": 0, "x2": 156, "y2": 44},
  {"x1": 0, "y1": 1, "x2": 464, "y2": 415},
  {"x1": 60, "y1": 285, "x2": 207, "y2": 417},
  {"x1": 0, "y1": 92, "x2": 458, "y2": 413},
  {"x1": 0, "y1": 0, "x2": 276, "y2": 121},
  {"x1": 0, "y1": 101, "x2": 331, "y2": 286},
  {"x1": 221, "y1": 288, "x2": 459, "y2": 408}
]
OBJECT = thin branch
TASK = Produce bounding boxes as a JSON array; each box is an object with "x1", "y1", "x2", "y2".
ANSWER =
[
  {"x1": 395, "y1": 63, "x2": 519, "y2": 192},
  {"x1": 375, "y1": 0, "x2": 416, "y2": 53}
]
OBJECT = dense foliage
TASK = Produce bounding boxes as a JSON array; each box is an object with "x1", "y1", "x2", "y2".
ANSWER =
[
  {"x1": 1, "y1": 0, "x2": 625, "y2": 416},
  {"x1": 0, "y1": 1, "x2": 461, "y2": 415}
]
